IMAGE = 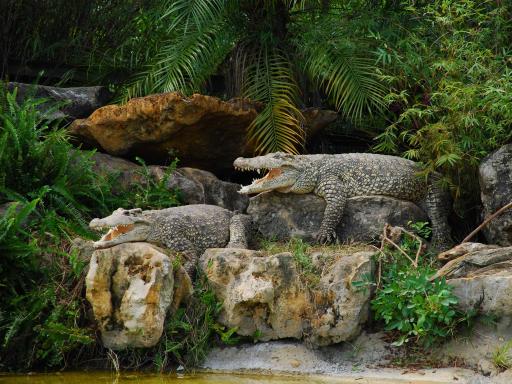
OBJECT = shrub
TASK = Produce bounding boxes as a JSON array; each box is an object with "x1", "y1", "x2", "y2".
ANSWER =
[{"x1": 364, "y1": 224, "x2": 468, "y2": 347}]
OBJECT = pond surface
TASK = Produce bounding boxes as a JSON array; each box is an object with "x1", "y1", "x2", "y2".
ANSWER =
[{"x1": 0, "y1": 372, "x2": 346, "y2": 384}]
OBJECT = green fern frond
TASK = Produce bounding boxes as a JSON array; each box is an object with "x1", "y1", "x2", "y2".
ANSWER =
[
  {"x1": 244, "y1": 48, "x2": 304, "y2": 154},
  {"x1": 300, "y1": 41, "x2": 386, "y2": 120},
  {"x1": 119, "y1": 17, "x2": 235, "y2": 101},
  {"x1": 162, "y1": 0, "x2": 227, "y2": 33}
]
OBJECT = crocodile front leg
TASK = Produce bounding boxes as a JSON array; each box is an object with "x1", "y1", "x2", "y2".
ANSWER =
[
  {"x1": 227, "y1": 214, "x2": 252, "y2": 248},
  {"x1": 315, "y1": 178, "x2": 347, "y2": 244}
]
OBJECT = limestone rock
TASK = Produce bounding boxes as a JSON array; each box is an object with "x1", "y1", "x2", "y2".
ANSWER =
[
  {"x1": 479, "y1": 144, "x2": 512, "y2": 246},
  {"x1": 7, "y1": 82, "x2": 111, "y2": 120},
  {"x1": 69, "y1": 93, "x2": 258, "y2": 174},
  {"x1": 69, "y1": 92, "x2": 337, "y2": 175},
  {"x1": 433, "y1": 245, "x2": 512, "y2": 316},
  {"x1": 89, "y1": 151, "x2": 247, "y2": 211},
  {"x1": 85, "y1": 242, "x2": 192, "y2": 350},
  {"x1": 178, "y1": 167, "x2": 248, "y2": 212},
  {"x1": 248, "y1": 192, "x2": 427, "y2": 243},
  {"x1": 70, "y1": 238, "x2": 95, "y2": 264},
  {"x1": 199, "y1": 247, "x2": 374, "y2": 346},
  {"x1": 437, "y1": 242, "x2": 500, "y2": 263}
]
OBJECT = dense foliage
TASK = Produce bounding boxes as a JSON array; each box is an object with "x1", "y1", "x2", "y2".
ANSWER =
[
  {"x1": 359, "y1": 223, "x2": 470, "y2": 347},
  {"x1": 2, "y1": 0, "x2": 512, "y2": 372},
  {"x1": 370, "y1": 0, "x2": 512, "y2": 204},
  {"x1": 0, "y1": 87, "x2": 210, "y2": 371}
]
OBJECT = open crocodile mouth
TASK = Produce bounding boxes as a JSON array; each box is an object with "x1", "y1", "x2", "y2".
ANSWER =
[
  {"x1": 235, "y1": 166, "x2": 283, "y2": 187},
  {"x1": 97, "y1": 224, "x2": 135, "y2": 242}
]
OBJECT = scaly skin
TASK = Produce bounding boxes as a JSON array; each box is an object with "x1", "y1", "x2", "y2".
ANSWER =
[
  {"x1": 234, "y1": 152, "x2": 453, "y2": 250},
  {"x1": 90, "y1": 205, "x2": 251, "y2": 274}
]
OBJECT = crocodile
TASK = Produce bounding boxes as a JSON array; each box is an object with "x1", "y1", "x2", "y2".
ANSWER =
[
  {"x1": 234, "y1": 152, "x2": 453, "y2": 250},
  {"x1": 89, "y1": 205, "x2": 251, "y2": 273}
]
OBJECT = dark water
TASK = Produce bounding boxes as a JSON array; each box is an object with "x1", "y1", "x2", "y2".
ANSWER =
[{"x1": 0, "y1": 372, "x2": 342, "y2": 384}]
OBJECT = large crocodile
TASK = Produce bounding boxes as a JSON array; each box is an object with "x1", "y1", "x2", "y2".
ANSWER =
[
  {"x1": 89, "y1": 205, "x2": 251, "y2": 273},
  {"x1": 234, "y1": 152, "x2": 453, "y2": 250}
]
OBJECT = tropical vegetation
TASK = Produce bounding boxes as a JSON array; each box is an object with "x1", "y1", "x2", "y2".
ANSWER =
[{"x1": 1, "y1": 0, "x2": 512, "y2": 373}]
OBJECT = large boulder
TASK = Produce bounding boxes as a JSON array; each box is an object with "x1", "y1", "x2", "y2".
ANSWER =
[
  {"x1": 479, "y1": 144, "x2": 512, "y2": 246},
  {"x1": 69, "y1": 93, "x2": 258, "y2": 174},
  {"x1": 89, "y1": 151, "x2": 248, "y2": 211},
  {"x1": 85, "y1": 242, "x2": 192, "y2": 350},
  {"x1": 7, "y1": 82, "x2": 111, "y2": 120},
  {"x1": 248, "y1": 193, "x2": 428, "y2": 243},
  {"x1": 69, "y1": 92, "x2": 337, "y2": 175},
  {"x1": 434, "y1": 244, "x2": 512, "y2": 316},
  {"x1": 199, "y1": 247, "x2": 374, "y2": 346}
]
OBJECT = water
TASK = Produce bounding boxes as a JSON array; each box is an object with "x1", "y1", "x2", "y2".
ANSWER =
[{"x1": 0, "y1": 372, "x2": 343, "y2": 384}]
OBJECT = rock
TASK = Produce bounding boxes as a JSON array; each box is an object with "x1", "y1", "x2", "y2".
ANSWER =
[
  {"x1": 479, "y1": 144, "x2": 512, "y2": 246},
  {"x1": 433, "y1": 245, "x2": 512, "y2": 280},
  {"x1": 89, "y1": 151, "x2": 248, "y2": 210},
  {"x1": 70, "y1": 238, "x2": 95, "y2": 264},
  {"x1": 432, "y1": 246, "x2": 512, "y2": 316},
  {"x1": 178, "y1": 167, "x2": 248, "y2": 212},
  {"x1": 69, "y1": 93, "x2": 258, "y2": 175},
  {"x1": 301, "y1": 108, "x2": 338, "y2": 137},
  {"x1": 438, "y1": 242, "x2": 500, "y2": 263},
  {"x1": 247, "y1": 192, "x2": 428, "y2": 243},
  {"x1": 199, "y1": 247, "x2": 374, "y2": 346},
  {"x1": 69, "y1": 92, "x2": 337, "y2": 175},
  {"x1": 85, "y1": 242, "x2": 192, "y2": 349},
  {"x1": 7, "y1": 82, "x2": 111, "y2": 120},
  {"x1": 440, "y1": 317, "x2": 512, "y2": 376}
]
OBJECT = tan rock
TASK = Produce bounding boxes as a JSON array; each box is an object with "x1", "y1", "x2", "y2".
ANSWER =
[
  {"x1": 199, "y1": 247, "x2": 374, "y2": 346},
  {"x1": 431, "y1": 245, "x2": 512, "y2": 316},
  {"x1": 70, "y1": 93, "x2": 257, "y2": 174},
  {"x1": 70, "y1": 92, "x2": 336, "y2": 175},
  {"x1": 437, "y1": 242, "x2": 499, "y2": 263},
  {"x1": 85, "y1": 242, "x2": 192, "y2": 350}
]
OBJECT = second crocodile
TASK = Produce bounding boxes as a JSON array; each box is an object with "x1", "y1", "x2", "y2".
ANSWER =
[
  {"x1": 89, "y1": 205, "x2": 251, "y2": 273},
  {"x1": 234, "y1": 152, "x2": 453, "y2": 250}
]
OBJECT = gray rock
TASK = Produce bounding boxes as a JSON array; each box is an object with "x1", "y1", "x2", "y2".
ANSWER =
[
  {"x1": 199, "y1": 247, "x2": 374, "y2": 346},
  {"x1": 7, "y1": 82, "x2": 111, "y2": 120},
  {"x1": 85, "y1": 242, "x2": 192, "y2": 350},
  {"x1": 70, "y1": 238, "x2": 95, "y2": 264},
  {"x1": 89, "y1": 151, "x2": 247, "y2": 211},
  {"x1": 248, "y1": 192, "x2": 427, "y2": 243},
  {"x1": 178, "y1": 167, "x2": 248, "y2": 212},
  {"x1": 479, "y1": 144, "x2": 512, "y2": 246},
  {"x1": 434, "y1": 245, "x2": 512, "y2": 316}
]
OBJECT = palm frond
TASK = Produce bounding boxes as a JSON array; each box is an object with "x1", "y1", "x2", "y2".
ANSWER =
[
  {"x1": 244, "y1": 48, "x2": 304, "y2": 154},
  {"x1": 119, "y1": 21, "x2": 236, "y2": 102},
  {"x1": 162, "y1": 0, "x2": 227, "y2": 33},
  {"x1": 299, "y1": 40, "x2": 386, "y2": 120}
]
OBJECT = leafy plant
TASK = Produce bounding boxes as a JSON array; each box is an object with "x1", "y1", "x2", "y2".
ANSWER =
[
  {"x1": 122, "y1": 157, "x2": 181, "y2": 210},
  {"x1": 114, "y1": 0, "x2": 385, "y2": 154},
  {"x1": 371, "y1": 0, "x2": 512, "y2": 206},
  {"x1": 366, "y1": 225, "x2": 467, "y2": 347},
  {"x1": 372, "y1": 265, "x2": 459, "y2": 347}
]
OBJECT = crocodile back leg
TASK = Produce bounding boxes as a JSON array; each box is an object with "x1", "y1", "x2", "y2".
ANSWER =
[
  {"x1": 423, "y1": 173, "x2": 454, "y2": 252},
  {"x1": 227, "y1": 214, "x2": 252, "y2": 249}
]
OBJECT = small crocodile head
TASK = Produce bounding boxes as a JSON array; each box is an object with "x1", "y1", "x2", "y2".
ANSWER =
[
  {"x1": 89, "y1": 208, "x2": 151, "y2": 249},
  {"x1": 234, "y1": 152, "x2": 305, "y2": 194}
]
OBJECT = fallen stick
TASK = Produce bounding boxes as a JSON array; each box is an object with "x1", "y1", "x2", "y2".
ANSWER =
[{"x1": 461, "y1": 201, "x2": 512, "y2": 244}]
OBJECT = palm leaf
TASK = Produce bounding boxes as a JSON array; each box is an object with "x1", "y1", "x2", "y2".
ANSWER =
[
  {"x1": 118, "y1": 0, "x2": 236, "y2": 101},
  {"x1": 119, "y1": 21, "x2": 236, "y2": 101},
  {"x1": 244, "y1": 48, "x2": 304, "y2": 154},
  {"x1": 162, "y1": 0, "x2": 228, "y2": 33},
  {"x1": 299, "y1": 40, "x2": 386, "y2": 120}
]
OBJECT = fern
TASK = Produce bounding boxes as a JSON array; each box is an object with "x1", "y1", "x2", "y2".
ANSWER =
[{"x1": 244, "y1": 49, "x2": 305, "y2": 154}]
